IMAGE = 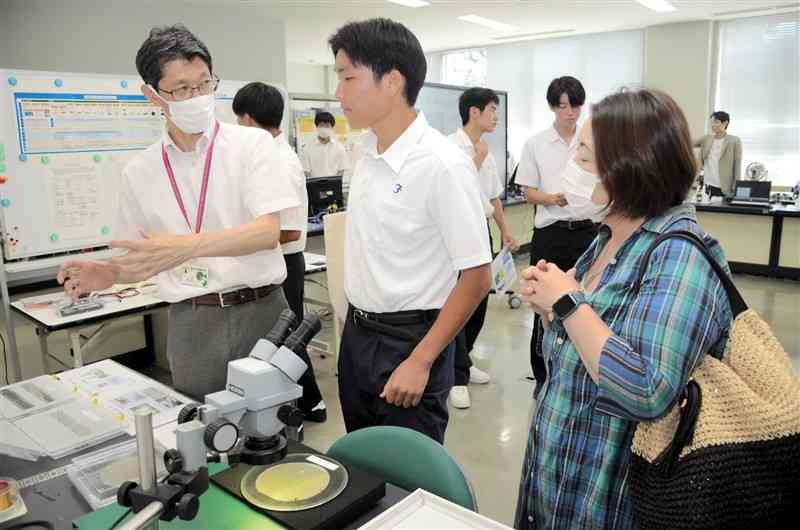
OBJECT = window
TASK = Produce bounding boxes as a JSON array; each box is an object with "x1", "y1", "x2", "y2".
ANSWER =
[
  {"x1": 485, "y1": 30, "x2": 644, "y2": 158},
  {"x1": 716, "y1": 13, "x2": 800, "y2": 187},
  {"x1": 442, "y1": 48, "x2": 488, "y2": 87}
]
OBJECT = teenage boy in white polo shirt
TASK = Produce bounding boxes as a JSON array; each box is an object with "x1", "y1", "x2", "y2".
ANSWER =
[
  {"x1": 329, "y1": 18, "x2": 492, "y2": 443},
  {"x1": 516, "y1": 76, "x2": 598, "y2": 396},
  {"x1": 233, "y1": 81, "x2": 327, "y2": 423},
  {"x1": 57, "y1": 25, "x2": 299, "y2": 400},
  {"x1": 448, "y1": 87, "x2": 519, "y2": 409}
]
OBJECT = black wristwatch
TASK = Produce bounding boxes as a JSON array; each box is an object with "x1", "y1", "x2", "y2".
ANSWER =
[{"x1": 552, "y1": 291, "x2": 587, "y2": 322}]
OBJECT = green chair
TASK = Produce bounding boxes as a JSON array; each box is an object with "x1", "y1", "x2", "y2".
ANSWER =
[{"x1": 326, "y1": 426, "x2": 478, "y2": 511}]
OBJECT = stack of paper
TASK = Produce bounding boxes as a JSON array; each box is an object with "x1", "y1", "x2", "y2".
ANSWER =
[
  {"x1": 13, "y1": 397, "x2": 125, "y2": 459},
  {"x1": 60, "y1": 360, "x2": 192, "y2": 435},
  {"x1": 0, "y1": 419, "x2": 45, "y2": 461},
  {"x1": 0, "y1": 374, "x2": 75, "y2": 420}
]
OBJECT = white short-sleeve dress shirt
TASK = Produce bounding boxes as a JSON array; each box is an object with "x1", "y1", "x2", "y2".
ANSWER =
[
  {"x1": 344, "y1": 113, "x2": 492, "y2": 313},
  {"x1": 516, "y1": 124, "x2": 581, "y2": 229},
  {"x1": 116, "y1": 121, "x2": 300, "y2": 303}
]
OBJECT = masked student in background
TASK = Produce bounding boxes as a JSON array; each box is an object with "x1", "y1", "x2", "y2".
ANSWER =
[{"x1": 301, "y1": 111, "x2": 348, "y2": 179}]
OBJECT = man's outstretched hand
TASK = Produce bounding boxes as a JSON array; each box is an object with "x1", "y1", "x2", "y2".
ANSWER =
[{"x1": 57, "y1": 260, "x2": 119, "y2": 300}]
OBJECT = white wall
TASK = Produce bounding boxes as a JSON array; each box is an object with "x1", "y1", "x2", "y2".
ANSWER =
[
  {"x1": 0, "y1": 0, "x2": 287, "y2": 86},
  {"x1": 287, "y1": 63, "x2": 327, "y2": 94},
  {"x1": 644, "y1": 21, "x2": 714, "y2": 139}
]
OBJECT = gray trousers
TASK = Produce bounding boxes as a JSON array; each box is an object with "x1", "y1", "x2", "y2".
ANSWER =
[{"x1": 167, "y1": 288, "x2": 289, "y2": 400}]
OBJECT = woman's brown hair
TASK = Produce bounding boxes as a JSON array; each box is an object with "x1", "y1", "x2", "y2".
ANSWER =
[{"x1": 591, "y1": 89, "x2": 697, "y2": 219}]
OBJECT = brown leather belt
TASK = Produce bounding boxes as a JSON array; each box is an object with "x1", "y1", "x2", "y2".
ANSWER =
[{"x1": 188, "y1": 284, "x2": 280, "y2": 308}]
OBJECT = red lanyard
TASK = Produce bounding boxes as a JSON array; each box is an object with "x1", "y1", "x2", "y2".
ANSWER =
[{"x1": 161, "y1": 121, "x2": 220, "y2": 233}]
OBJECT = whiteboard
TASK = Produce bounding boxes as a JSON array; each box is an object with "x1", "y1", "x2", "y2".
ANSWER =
[
  {"x1": 0, "y1": 69, "x2": 286, "y2": 265},
  {"x1": 415, "y1": 82, "x2": 508, "y2": 193}
]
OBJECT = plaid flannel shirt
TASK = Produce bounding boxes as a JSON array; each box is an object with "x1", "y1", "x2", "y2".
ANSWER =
[{"x1": 515, "y1": 204, "x2": 733, "y2": 530}]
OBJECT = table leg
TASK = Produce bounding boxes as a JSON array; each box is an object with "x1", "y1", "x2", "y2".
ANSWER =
[
  {"x1": 37, "y1": 328, "x2": 52, "y2": 374},
  {"x1": 69, "y1": 331, "x2": 84, "y2": 368}
]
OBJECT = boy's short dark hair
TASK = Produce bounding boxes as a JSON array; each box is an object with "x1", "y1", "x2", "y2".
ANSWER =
[
  {"x1": 135, "y1": 24, "x2": 212, "y2": 90},
  {"x1": 314, "y1": 111, "x2": 336, "y2": 128},
  {"x1": 546, "y1": 76, "x2": 585, "y2": 108},
  {"x1": 232, "y1": 82, "x2": 284, "y2": 130},
  {"x1": 591, "y1": 89, "x2": 697, "y2": 219},
  {"x1": 459, "y1": 87, "x2": 500, "y2": 126},
  {"x1": 329, "y1": 18, "x2": 427, "y2": 106},
  {"x1": 710, "y1": 111, "x2": 731, "y2": 127}
]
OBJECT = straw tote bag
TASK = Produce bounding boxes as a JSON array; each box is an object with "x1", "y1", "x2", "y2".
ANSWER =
[{"x1": 627, "y1": 230, "x2": 800, "y2": 530}]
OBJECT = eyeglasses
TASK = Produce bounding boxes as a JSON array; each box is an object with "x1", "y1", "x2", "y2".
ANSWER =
[
  {"x1": 96, "y1": 287, "x2": 141, "y2": 301},
  {"x1": 158, "y1": 76, "x2": 219, "y2": 101}
]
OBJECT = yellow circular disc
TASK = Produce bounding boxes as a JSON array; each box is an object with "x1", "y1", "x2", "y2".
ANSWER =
[
  {"x1": 239, "y1": 453, "x2": 349, "y2": 512},
  {"x1": 255, "y1": 462, "x2": 331, "y2": 502}
]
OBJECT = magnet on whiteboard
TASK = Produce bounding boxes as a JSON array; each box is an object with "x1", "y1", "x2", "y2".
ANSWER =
[
  {"x1": 8, "y1": 77, "x2": 17, "y2": 86},
  {"x1": 50, "y1": 233, "x2": 59, "y2": 242},
  {"x1": 93, "y1": 154, "x2": 102, "y2": 163},
  {"x1": 41, "y1": 156, "x2": 50, "y2": 165},
  {"x1": 101, "y1": 226, "x2": 110, "y2": 235},
  {"x1": 121, "y1": 80, "x2": 129, "y2": 88},
  {"x1": 1, "y1": 199, "x2": 10, "y2": 208},
  {"x1": 54, "y1": 79, "x2": 64, "y2": 88}
]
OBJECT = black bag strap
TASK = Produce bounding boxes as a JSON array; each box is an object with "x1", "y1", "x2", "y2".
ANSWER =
[
  {"x1": 657, "y1": 380, "x2": 702, "y2": 476},
  {"x1": 633, "y1": 230, "x2": 747, "y2": 321},
  {"x1": 635, "y1": 230, "x2": 744, "y2": 473}
]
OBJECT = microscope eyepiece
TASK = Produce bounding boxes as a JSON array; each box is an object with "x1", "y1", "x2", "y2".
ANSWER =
[
  {"x1": 283, "y1": 314, "x2": 322, "y2": 355},
  {"x1": 264, "y1": 309, "x2": 297, "y2": 347}
]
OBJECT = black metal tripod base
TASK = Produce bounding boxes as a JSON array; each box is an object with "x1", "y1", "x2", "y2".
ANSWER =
[{"x1": 240, "y1": 434, "x2": 288, "y2": 466}]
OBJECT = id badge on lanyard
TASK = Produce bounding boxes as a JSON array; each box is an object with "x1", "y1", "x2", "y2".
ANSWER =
[{"x1": 162, "y1": 121, "x2": 220, "y2": 288}]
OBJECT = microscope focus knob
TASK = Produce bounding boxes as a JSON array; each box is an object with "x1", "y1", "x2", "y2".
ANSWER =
[
  {"x1": 117, "y1": 480, "x2": 137, "y2": 507},
  {"x1": 163, "y1": 448, "x2": 184, "y2": 474},
  {"x1": 278, "y1": 405, "x2": 304, "y2": 428},
  {"x1": 177, "y1": 493, "x2": 200, "y2": 521},
  {"x1": 204, "y1": 418, "x2": 239, "y2": 453},
  {"x1": 177, "y1": 403, "x2": 200, "y2": 424}
]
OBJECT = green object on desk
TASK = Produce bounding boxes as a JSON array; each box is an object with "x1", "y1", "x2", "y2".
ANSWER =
[{"x1": 72, "y1": 463, "x2": 286, "y2": 530}]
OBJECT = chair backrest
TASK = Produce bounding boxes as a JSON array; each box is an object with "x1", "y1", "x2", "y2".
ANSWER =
[
  {"x1": 322, "y1": 211, "x2": 348, "y2": 323},
  {"x1": 326, "y1": 426, "x2": 477, "y2": 511}
]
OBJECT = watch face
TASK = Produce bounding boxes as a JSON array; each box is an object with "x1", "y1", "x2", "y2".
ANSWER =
[{"x1": 553, "y1": 294, "x2": 576, "y2": 318}]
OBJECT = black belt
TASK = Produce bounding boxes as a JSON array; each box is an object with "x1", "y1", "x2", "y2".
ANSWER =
[
  {"x1": 349, "y1": 306, "x2": 439, "y2": 342},
  {"x1": 551, "y1": 219, "x2": 596, "y2": 231},
  {"x1": 188, "y1": 284, "x2": 280, "y2": 308}
]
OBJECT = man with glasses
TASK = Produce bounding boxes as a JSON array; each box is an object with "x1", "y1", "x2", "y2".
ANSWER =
[{"x1": 57, "y1": 25, "x2": 300, "y2": 399}]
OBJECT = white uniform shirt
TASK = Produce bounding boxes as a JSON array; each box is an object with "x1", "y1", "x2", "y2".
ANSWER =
[
  {"x1": 116, "y1": 122, "x2": 299, "y2": 303},
  {"x1": 274, "y1": 133, "x2": 308, "y2": 255},
  {"x1": 345, "y1": 113, "x2": 491, "y2": 313},
  {"x1": 704, "y1": 137, "x2": 725, "y2": 188},
  {"x1": 516, "y1": 124, "x2": 581, "y2": 229},
  {"x1": 448, "y1": 128, "x2": 503, "y2": 218},
  {"x1": 301, "y1": 137, "x2": 347, "y2": 178}
]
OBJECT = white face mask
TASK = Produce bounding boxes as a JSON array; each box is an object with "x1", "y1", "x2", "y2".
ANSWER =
[
  {"x1": 151, "y1": 87, "x2": 215, "y2": 134},
  {"x1": 562, "y1": 159, "x2": 609, "y2": 219},
  {"x1": 562, "y1": 159, "x2": 600, "y2": 202},
  {"x1": 317, "y1": 126, "x2": 332, "y2": 139}
]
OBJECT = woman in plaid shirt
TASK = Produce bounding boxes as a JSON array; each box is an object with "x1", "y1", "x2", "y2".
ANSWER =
[{"x1": 514, "y1": 89, "x2": 733, "y2": 529}]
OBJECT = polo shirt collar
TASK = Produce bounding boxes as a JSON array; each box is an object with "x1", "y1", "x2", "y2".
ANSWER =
[{"x1": 362, "y1": 112, "x2": 428, "y2": 174}]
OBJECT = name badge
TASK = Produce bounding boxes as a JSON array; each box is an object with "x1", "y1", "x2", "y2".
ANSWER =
[{"x1": 179, "y1": 263, "x2": 209, "y2": 288}]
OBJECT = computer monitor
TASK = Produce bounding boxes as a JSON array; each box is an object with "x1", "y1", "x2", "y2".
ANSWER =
[
  {"x1": 734, "y1": 180, "x2": 771, "y2": 201},
  {"x1": 307, "y1": 176, "x2": 344, "y2": 215},
  {"x1": 706, "y1": 184, "x2": 725, "y2": 198}
]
